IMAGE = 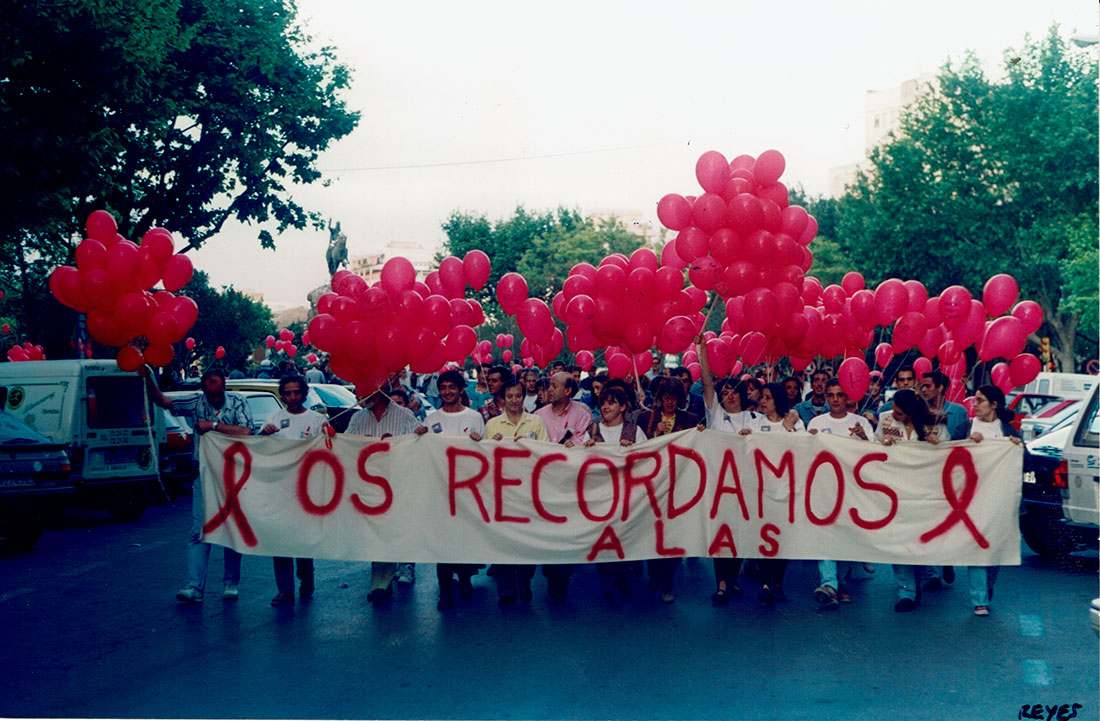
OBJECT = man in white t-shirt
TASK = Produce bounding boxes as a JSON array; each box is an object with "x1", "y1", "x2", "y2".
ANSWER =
[
  {"x1": 807, "y1": 378, "x2": 875, "y2": 610},
  {"x1": 414, "y1": 369, "x2": 486, "y2": 610},
  {"x1": 259, "y1": 375, "x2": 327, "y2": 606}
]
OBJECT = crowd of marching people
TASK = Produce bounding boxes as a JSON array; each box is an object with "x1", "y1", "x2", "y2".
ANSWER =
[{"x1": 146, "y1": 335, "x2": 1023, "y2": 620}]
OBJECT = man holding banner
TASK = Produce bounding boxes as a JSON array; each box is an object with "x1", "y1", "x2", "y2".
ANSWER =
[
  {"x1": 347, "y1": 381, "x2": 421, "y2": 602},
  {"x1": 808, "y1": 377, "x2": 875, "y2": 609}
]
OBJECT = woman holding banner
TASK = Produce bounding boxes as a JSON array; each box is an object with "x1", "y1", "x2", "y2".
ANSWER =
[
  {"x1": 483, "y1": 378, "x2": 548, "y2": 605},
  {"x1": 585, "y1": 385, "x2": 646, "y2": 603},
  {"x1": 876, "y1": 389, "x2": 942, "y2": 613},
  {"x1": 694, "y1": 334, "x2": 760, "y2": 605},
  {"x1": 965, "y1": 385, "x2": 1023, "y2": 618},
  {"x1": 746, "y1": 383, "x2": 804, "y2": 604}
]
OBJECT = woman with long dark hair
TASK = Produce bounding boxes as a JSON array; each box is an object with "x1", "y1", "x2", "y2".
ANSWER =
[
  {"x1": 876, "y1": 388, "x2": 942, "y2": 612},
  {"x1": 965, "y1": 384, "x2": 1023, "y2": 617}
]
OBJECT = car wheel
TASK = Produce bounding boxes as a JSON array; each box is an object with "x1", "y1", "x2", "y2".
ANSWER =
[
  {"x1": 0, "y1": 517, "x2": 44, "y2": 553},
  {"x1": 1021, "y1": 514, "x2": 1079, "y2": 558}
]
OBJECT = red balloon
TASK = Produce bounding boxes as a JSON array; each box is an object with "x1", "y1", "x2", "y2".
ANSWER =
[
  {"x1": 565, "y1": 294, "x2": 596, "y2": 328},
  {"x1": 904, "y1": 280, "x2": 928, "y2": 314},
  {"x1": 394, "y1": 289, "x2": 426, "y2": 327},
  {"x1": 874, "y1": 279, "x2": 908, "y2": 324},
  {"x1": 982, "y1": 274, "x2": 1019, "y2": 318},
  {"x1": 381, "y1": 257, "x2": 416, "y2": 296},
  {"x1": 86, "y1": 310, "x2": 129, "y2": 347},
  {"x1": 756, "y1": 182, "x2": 789, "y2": 209},
  {"x1": 141, "y1": 229, "x2": 175, "y2": 266},
  {"x1": 742, "y1": 288, "x2": 777, "y2": 332},
  {"x1": 307, "y1": 314, "x2": 342, "y2": 353},
  {"x1": 375, "y1": 324, "x2": 408, "y2": 370},
  {"x1": 912, "y1": 357, "x2": 933, "y2": 379},
  {"x1": 607, "y1": 353, "x2": 632, "y2": 379},
  {"x1": 144, "y1": 344, "x2": 175, "y2": 367},
  {"x1": 753, "y1": 149, "x2": 786, "y2": 185},
  {"x1": 673, "y1": 228, "x2": 709, "y2": 263},
  {"x1": 265, "y1": 334, "x2": 276, "y2": 348},
  {"x1": 86, "y1": 210, "x2": 118, "y2": 244},
  {"x1": 657, "y1": 194, "x2": 693, "y2": 231},
  {"x1": 979, "y1": 315, "x2": 1027, "y2": 362},
  {"x1": 1010, "y1": 353, "x2": 1041, "y2": 387},
  {"x1": 114, "y1": 291, "x2": 153, "y2": 337},
  {"x1": 214, "y1": 346, "x2": 226, "y2": 359},
  {"x1": 874, "y1": 342, "x2": 894, "y2": 369},
  {"x1": 624, "y1": 321, "x2": 654, "y2": 354},
  {"x1": 939, "y1": 285, "x2": 973, "y2": 329},
  {"x1": 838, "y1": 357, "x2": 870, "y2": 400},
  {"x1": 727, "y1": 194, "x2": 764, "y2": 233},
  {"x1": 739, "y1": 331, "x2": 767, "y2": 366},
  {"x1": 691, "y1": 192, "x2": 729, "y2": 235},
  {"x1": 841, "y1": 272, "x2": 865, "y2": 296},
  {"x1": 660, "y1": 239, "x2": 687, "y2": 270},
  {"x1": 821, "y1": 284, "x2": 846, "y2": 313},
  {"x1": 115, "y1": 345, "x2": 144, "y2": 372},
  {"x1": 185, "y1": 337, "x2": 196, "y2": 350},
  {"x1": 76, "y1": 239, "x2": 108, "y2": 271},
  {"x1": 688, "y1": 256, "x2": 721, "y2": 291},
  {"x1": 990, "y1": 362, "x2": 1014, "y2": 394},
  {"x1": 722, "y1": 260, "x2": 760, "y2": 297},
  {"x1": 695, "y1": 150, "x2": 730, "y2": 193},
  {"x1": 496, "y1": 273, "x2": 528, "y2": 314},
  {"x1": 1011, "y1": 300, "x2": 1043, "y2": 336},
  {"x1": 80, "y1": 268, "x2": 120, "y2": 310},
  {"x1": 161, "y1": 254, "x2": 193, "y2": 292},
  {"x1": 438, "y1": 256, "x2": 466, "y2": 298},
  {"x1": 517, "y1": 298, "x2": 554, "y2": 345},
  {"x1": 146, "y1": 313, "x2": 180, "y2": 346},
  {"x1": 462, "y1": 250, "x2": 491, "y2": 291},
  {"x1": 779, "y1": 205, "x2": 809, "y2": 239},
  {"x1": 170, "y1": 296, "x2": 199, "y2": 334},
  {"x1": 576, "y1": 350, "x2": 594, "y2": 371},
  {"x1": 628, "y1": 247, "x2": 659, "y2": 273}
]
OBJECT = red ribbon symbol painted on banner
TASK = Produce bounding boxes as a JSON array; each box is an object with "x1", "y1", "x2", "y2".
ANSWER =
[
  {"x1": 919, "y1": 446, "x2": 989, "y2": 549},
  {"x1": 202, "y1": 441, "x2": 258, "y2": 547}
]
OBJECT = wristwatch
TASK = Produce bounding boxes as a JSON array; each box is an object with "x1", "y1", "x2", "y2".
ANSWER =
[{"x1": 213, "y1": 421, "x2": 219, "y2": 432}]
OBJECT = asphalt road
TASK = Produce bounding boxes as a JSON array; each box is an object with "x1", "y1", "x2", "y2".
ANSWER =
[{"x1": 1, "y1": 500, "x2": 1096, "y2": 720}]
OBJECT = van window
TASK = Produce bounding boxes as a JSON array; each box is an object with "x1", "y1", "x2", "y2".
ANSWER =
[
  {"x1": 1037, "y1": 379, "x2": 1049, "y2": 395},
  {"x1": 1073, "y1": 391, "x2": 1099, "y2": 449},
  {"x1": 87, "y1": 377, "x2": 152, "y2": 429}
]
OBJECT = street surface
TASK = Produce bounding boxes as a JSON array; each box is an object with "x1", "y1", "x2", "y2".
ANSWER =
[{"x1": 1, "y1": 499, "x2": 1096, "y2": 720}]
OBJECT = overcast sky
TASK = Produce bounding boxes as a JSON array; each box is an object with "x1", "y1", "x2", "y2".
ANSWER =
[{"x1": 190, "y1": 0, "x2": 1098, "y2": 311}]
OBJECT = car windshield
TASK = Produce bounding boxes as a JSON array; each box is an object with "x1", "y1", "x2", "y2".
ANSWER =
[
  {"x1": 245, "y1": 394, "x2": 282, "y2": 427},
  {"x1": 1073, "y1": 390, "x2": 1099, "y2": 448},
  {"x1": 313, "y1": 384, "x2": 357, "y2": 406},
  {"x1": 0, "y1": 412, "x2": 52, "y2": 445}
]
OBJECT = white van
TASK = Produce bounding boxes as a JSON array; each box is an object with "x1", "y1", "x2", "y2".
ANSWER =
[
  {"x1": 1019, "y1": 372, "x2": 1097, "y2": 401},
  {"x1": 0, "y1": 360, "x2": 165, "y2": 520},
  {"x1": 1062, "y1": 384, "x2": 1099, "y2": 542}
]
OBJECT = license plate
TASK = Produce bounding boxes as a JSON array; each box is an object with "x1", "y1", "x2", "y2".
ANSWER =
[
  {"x1": 0, "y1": 476, "x2": 35, "y2": 488},
  {"x1": 103, "y1": 447, "x2": 136, "y2": 465},
  {"x1": 1023, "y1": 471, "x2": 1036, "y2": 484}
]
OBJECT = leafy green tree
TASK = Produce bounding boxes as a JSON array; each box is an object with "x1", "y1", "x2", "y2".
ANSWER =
[
  {"x1": 1, "y1": 0, "x2": 358, "y2": 259},
  {"x1": 178, "y1": 271, "x2": 274, "y2": 370},
  {"x1": 837, "y1": 27, "x2": 1098, "y2": 369}
]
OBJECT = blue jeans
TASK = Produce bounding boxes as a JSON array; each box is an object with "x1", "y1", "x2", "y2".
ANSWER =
[
  {"x1": 817, "y1": 560, "x2": 854, "y2": 590},
  {"x1": 186, "y1": 472, "x2": 241, "y2": 593},
  {"x1": 968, "y1": 566, "x2": 999, "y2": 606},
  {"x1": 893, "y1": 564, "x2": 923, "y2": 601}
]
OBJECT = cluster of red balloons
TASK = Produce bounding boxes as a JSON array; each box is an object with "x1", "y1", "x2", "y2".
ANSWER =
[
  {"x1": 7, "y1": 342, "x2": 45, "y2": 362},
  {"x1": 472, "y1": 333, "x2": 514, "y2": 365},
  {"x1": 265, "y1": 328, "x2": 302, "y2": 358},
  {"x1": 541, "y1": 247, "x2": 705, "y2": 379},
  {"x1": 308, "y1": 251, "x2": 491, "y2": 396},
  {"x1": 48, "y1": 211, "x2": 198, "y2": 371}
]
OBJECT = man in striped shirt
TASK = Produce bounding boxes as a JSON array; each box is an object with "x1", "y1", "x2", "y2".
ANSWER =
[{"x1": 346, "y1": 380, "x2": 420, "y2": 602}]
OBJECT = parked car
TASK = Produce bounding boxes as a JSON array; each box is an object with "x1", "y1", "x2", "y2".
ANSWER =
[
  {"x1": 1018, "y1": 372, "x2": 1097, "y2": 401},
  {"x1": 0, "y1": 401, "x2": 72, "y2": 552},
  {"x1": 1020, "y1": 399, "x2": 1081, "y2": 441},
  {"x1": 167, "y1": 388, "x2": 282, "y2": 436},
  {"x1": 1090, "y1": 598, "x2": 1099, "y2": 635},
  {"x1": 225, "y1": 379, "x2": 329, "y2": 420},
  {"x1": 159, "y1": 409, "x2": 195, "y2": 498},
  {"x1": 0, "y1": 360, "x2": 164, "y2": 521},
  {"x1": 1019, "y1": 385, "x2": 1098, "y2": 558},
  {"x1": 311, "y1": 383, "x2": 359, "y2": 432},
  {"x1": 1007, "y1": 392, "x2": 1062, "y2": 432}
]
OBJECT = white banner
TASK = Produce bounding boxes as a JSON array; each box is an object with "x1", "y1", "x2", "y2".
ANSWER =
[{"x1": 199, "y1": 429, "x2": 1023, "y2": 566}]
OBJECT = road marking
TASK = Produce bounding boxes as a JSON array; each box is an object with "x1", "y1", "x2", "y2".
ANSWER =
[
  {"x1": 1018, "y1": 614, "x2": 1044, "y2": 637},
  {"x1": 0, "y1": 588, "x2": 35, "y2": 603},
  {"x1": 59, "y1": 561, "x2": 108, "y2": 577},
  {"x1": 1022, "y1": 659, "x2": 1051, "y2": 686}
]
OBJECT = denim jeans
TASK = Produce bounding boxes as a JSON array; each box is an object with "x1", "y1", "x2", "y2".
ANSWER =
[
  {"x1": 186, "y1": 473, "x2": 241, "y2": 593},
  {"x1": 968, "y1": 566, "x2": 999, "y2": 606}
]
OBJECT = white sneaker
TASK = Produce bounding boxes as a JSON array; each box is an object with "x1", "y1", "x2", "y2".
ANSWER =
[
  {"x1": 222, "y1": 584, "x2": 239, "y2": 600},
  {"x1": 176, "y1": 587, "x2": 203, "y2": 604},
  {"x1": 396, "y1": 563, "x2": 415, "y2": 585}
]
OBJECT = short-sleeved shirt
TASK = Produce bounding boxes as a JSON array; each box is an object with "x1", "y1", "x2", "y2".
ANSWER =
[
  {"x1": 264, "y1": 408, "x2": 327, "y2": 440},
  {"x1": 305, "y1": 368, "x2": 326, "y2": 384},
  {"x1": 169, "y1": 391, "x2": 253, "y2": 461},
  {"x1": 485, "y1": 412, "x2": 548, "y2": 441},
  {"x1": 422, "y1": 407, "x2": 486, "y2": 437},
  {"x1": 807, "y1": 412, "x2": 874, "y2": 439},
  {"x1": 756, "y1": 416, "x2": 805, "y2": 433},
  {"x1": 534, "y1": 401, "x2": 592, "y2": 444},
  {"x1": 706, "y1": 398, "x2": 760, "y2": 434},
  {"x1": 346, "y1": 402, "x2": 419, "y2": 437}
]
